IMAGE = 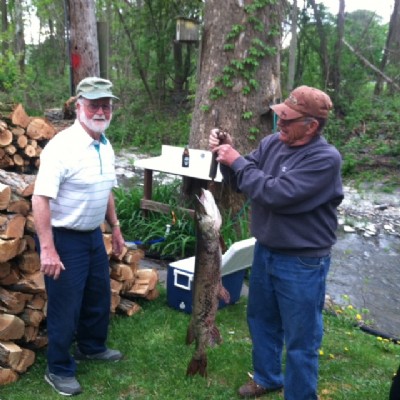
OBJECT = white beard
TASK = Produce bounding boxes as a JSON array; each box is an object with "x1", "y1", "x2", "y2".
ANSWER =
[{"x1": 78, "y1": 107, "x2": 111, "y2": 135}]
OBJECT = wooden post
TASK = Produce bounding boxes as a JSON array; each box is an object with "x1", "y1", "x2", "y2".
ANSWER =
[
  {"x1": 142, "y1": 169, "x2": 153, "y2": 217},
  {"x1": 143, "y1": 169, "x2": 153, "y2": 201}
]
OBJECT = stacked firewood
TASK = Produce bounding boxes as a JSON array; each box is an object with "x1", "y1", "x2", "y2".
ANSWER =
[
  {"x1": 0, "y1": 103, "x2": 56, "y2": 173},
  {"x1": 0, "y1": 103, "x2": 159, "y2": 386}
]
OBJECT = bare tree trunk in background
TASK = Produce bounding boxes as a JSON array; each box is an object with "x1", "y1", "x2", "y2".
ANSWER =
[
  {"x1": 332, "y1": 0, "x2": 345, "y2": 113},
  {"x1": 375, "y1": 0, "x2": 400, "y2": 95},
  {"x1": 287, "y1": 0, "x2": 298, "y2": 92},
  {"x1": 68, "y1": 0, "x2": 100, "y2": 92},
  {"x1": 14, "y1": 0, "x2": 25, "y2": 74},
  {"x1": 189, "y1": 0, "x2": 283, "y2": 214},
  {"x1": 309, "y1": 0, "x2": 330, "y2": 89},
  {"x1": 1, "y1": 0, "x2": 8, "y2": 55}
]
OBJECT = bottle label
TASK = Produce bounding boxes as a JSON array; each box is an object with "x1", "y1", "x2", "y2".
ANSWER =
[{"x1": 182, "y1": 156, "x2": 189, "y2": 167}]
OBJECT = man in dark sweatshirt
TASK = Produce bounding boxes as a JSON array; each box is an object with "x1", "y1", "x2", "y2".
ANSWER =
[{"x1": 209, "y1": 86, "x2": 343, "y2": 400}]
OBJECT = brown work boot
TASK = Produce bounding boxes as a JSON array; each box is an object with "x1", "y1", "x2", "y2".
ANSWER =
[{"x1": 238, "y1": 379, "x2": 283, "y2": 398}]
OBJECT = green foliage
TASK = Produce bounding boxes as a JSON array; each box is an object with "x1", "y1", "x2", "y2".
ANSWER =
[
  {"x1": 111, "y1": 109, "x2": 191, "y2": 153},
  {"x1": 114, "y1": 181, "x2": 251, "y2": 260},
  {"x1": 241, "y1": 111, "x2": 253, "y2": 120},
  {"x1": 200, "y1": 104, "x2": 211, "y2": 113},
  {"x1": 333, "y1": 295, "x2": 372, "y2": 327},
  {"x1": 322, "y1": 91, "x2": 400, "y2": 185},
  {"x1": 209, "y1": 86, "x2": 225, "y2": 100},
  {"x1": 226, "y1": 24, "x2": 245, "y2": 41},
  {"x1": 220, "y1": 200, "x2": 251, "y2": 249},
  {"x1": 223, "y1": 43, "x2": 235, "y2": 52},
  {"x1": 245, "y1": 0, "x2": 278, "y2": 14},
  {"x1": 113, "y1": 180, "x2": 195, "y2": 259},
  {"x1": 0, "y1": 50, "x2": 20, "y2": 93},
  {"x1": 248, "y1": 126, "x2": 260, "y2": 141}
]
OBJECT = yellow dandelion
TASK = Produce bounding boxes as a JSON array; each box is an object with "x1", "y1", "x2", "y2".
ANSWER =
[
  {"x1": 356, "y1": 314, "x2": 362, "y2": 321},
  {"x1": 319, "y1": 349, "x2": 324, "y2": 356},
  {"x1": 347, "y1": 305, "x2": 353, "y2": 310},
  {"x1": 377, "y1": 337, "x2": 383, "y2": 341}
]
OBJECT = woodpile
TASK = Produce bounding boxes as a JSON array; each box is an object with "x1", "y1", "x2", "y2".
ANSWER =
[
  {"x1": 0, "y1": 103, "x2": 57, "y2": 173},
  {"x1": 0, "y1": 103, "x2": 160, "y2": 386}
]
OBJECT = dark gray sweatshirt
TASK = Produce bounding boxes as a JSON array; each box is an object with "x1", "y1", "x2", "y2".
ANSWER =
[{"x1": 221, "y1": 133, "x2": 344, "y2": 256}]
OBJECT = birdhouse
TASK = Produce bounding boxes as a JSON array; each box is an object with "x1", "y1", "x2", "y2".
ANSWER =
[{"x1": 176, "y1": 17, "x2": 200, "y2": 43}]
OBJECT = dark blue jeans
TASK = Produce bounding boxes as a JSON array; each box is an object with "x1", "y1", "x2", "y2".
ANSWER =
[
  {"x1": 39, "y1": 227, "x2": 111, "y2": 377},
  {"x1": 247, "y1": 242, "x2": 330, "y2": 400}
]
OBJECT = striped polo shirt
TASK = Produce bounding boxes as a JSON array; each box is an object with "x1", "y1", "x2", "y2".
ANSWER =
[{"x1": 34, "y1": 120, "x2": 117, "y2": 231}]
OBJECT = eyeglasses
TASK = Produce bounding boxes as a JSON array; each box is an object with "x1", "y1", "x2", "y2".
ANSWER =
[
  {"x1": 278, "y1": 117, "x2": 314, "y2": 126},
  {"x1": 82, "y1": 102, "x2": 112, "y2": 113}
]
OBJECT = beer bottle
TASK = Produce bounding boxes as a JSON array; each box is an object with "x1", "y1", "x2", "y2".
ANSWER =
[{"x1": 182, "y1": 145, "x2": 190, "y2": 167}]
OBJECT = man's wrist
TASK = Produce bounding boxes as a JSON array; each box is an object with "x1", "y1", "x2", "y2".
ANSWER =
[{"x1": 111, "y1": 220, "x2": 120, "y2": 229}]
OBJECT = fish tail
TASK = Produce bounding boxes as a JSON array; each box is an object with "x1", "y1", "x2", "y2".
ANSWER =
[{"x1": 186, "y1": 355, "x2": 207, "y2": 377}]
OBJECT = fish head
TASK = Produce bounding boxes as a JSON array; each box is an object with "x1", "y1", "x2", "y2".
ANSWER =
[{"x1": 195, "y1": 189, "x2": 222, "y2": 234}]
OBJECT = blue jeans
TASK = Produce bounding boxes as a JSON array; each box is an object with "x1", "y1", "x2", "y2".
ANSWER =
[
  {"x1": 247, "y1": 242, "x2": 330, "y2": 400},
  {"x1": 37, "y1": 227, "x2": 111, "y2": 377}
]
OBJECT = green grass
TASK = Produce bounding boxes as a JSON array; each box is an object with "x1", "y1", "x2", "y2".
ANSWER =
[{"x1": 2, "y1": 287, "x2": 399, "y2": 399}]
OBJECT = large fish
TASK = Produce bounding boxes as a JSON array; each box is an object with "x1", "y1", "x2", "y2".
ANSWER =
[{"x1": 186, "y1": 188, "x2": 230, "y2": 377}]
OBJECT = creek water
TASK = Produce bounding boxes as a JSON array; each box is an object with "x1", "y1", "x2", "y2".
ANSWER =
[
  {"x1": 328, "y1": 231, "x2": 400, "y2": 339},
  {"x1": 115, "y1": 151, "x2": 400, "y2": 339}
]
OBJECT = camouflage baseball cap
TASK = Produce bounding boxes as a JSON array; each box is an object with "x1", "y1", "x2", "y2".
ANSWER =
[
  {"x1": 271, "y1": 86, "x2": 332, "y2": 120},
  {"x1": 76, "y1": 77, "x2": 119, "y2": 100}
]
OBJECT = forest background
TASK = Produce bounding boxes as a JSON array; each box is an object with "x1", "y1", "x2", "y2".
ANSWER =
[{"x1": 0, "y1": 0, "x2": 399, "y2": 188}]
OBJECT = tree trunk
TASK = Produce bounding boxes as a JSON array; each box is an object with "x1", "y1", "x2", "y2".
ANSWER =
[
  {"x1": 309, "y1": 0, "x2": 330, "y2": 89},
  {"x1": 1, "y1": 0, "x2": 8, "y2": 55},
  {"x1": 375, "y1": 0, "x2": 400, "y2": 95},
  {"x1": 332, "y1": 0, "x2": 345, "y2": 110},
  {"x1": 189, "y1": 0, "x2": 283, "y2": 214},
  {"x1": 287, "y1": 0, "x2": 298, "y2": 92},
  {"x1": 68, "y1": 0, "x2": 100, "y2": 92},
  {"x1": 14, "y1": 0, "x2": 26, "y2": 74}
]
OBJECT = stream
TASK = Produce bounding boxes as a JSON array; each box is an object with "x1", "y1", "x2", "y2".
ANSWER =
[
  {"x1": 115, "y1": 151, "x2": 400, "y2": 339},
  {"x1": 329, "y1": 231, "x2": 400, "y2": 338}
]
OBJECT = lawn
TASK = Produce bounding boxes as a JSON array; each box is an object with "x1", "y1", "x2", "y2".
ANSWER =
[{"x1": 1, "y1": 286, "x2": 399, "y2": 399}]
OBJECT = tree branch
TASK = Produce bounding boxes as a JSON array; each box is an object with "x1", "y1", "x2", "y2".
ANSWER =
[{"x1": 342, "y1": 38, "x2": 400, "y2": 91}]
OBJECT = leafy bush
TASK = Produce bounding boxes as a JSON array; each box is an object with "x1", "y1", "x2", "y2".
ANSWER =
[
  {"x1": 112, "y1": 108, "x2": 191, "y2": 153},
  {"x1": 114, "y1": 181, "x2": 251, "y2": 260}
]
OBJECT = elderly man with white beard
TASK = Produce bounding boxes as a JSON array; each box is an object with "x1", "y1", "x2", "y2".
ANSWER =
[{"x1": 32, "y1": 77, "x2": 125, "y2": 396}]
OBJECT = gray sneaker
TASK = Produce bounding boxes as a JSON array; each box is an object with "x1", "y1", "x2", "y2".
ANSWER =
[
  {"x1": 45, "y1": 368, "x2": 82, "y2": 396},
  {"x1": 74, "y1": 348, "x2": 123, "y2": 362}
]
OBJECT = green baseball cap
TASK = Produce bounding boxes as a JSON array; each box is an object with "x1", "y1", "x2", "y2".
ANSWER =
[{"x1": 76, "y1": 77, "x2": 119, "y2": 100}]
